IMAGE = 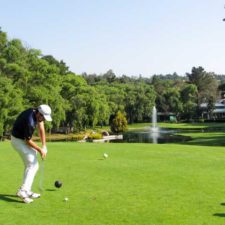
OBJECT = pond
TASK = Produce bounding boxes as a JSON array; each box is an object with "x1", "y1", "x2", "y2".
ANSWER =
[
  {"x1": 111, "y1": 126, "x2": 225, "y2": 144},
  {"x1": 111, "y1": 128, "x2": 191, "y2": 144}
]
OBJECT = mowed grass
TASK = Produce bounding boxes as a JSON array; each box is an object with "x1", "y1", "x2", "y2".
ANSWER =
[
  {"x1": 1, "y1": 141, "x2": 225, "y2": 224},
  {"x1": 128, "y1": 122, "x2": 225, "y2": 130}
]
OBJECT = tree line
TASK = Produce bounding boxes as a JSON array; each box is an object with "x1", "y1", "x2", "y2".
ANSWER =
[{"x1": 0, "y1": 28, "x2": 224, "y2": 137}]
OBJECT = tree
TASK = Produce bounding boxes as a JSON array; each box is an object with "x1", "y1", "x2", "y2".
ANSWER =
[
  {"x1": 61, "y1": 73, "x2": 89, "y2": 131},
  {"x1": 186, "y1": 67, "x2": 218, "y2": 106},
  {"x1": 187, "y1": 67, "x2": 206, "y2": 92},
  {"x1": 206, "y1": 96, "x2": 215, "y2": 119},
  {"x1": 111, "y1": 111, "x2": 128, "y2": 134},
  {"x1": 0, "y1": 30, "x2": 7, "y2": 53},
  {"x1": 0, "y1": 76, "x2": 23, "y2": 137},
  {"x1": 180, "y1": 84, "x2": 198, "y2": 120},
  {"x1": 152, "y1": 77, "x2": 177, "y2": 113},
  {"x1": 42, "y1": 55, "x2": 69, "y2": 75},
  {"x1": 61, "y1": 74, "x2": 110, "y2": 131},
  {"x1": 3, "y1": 39, "x2": 26, "y2": 64},
  {"x1": 96, "y1": 85, "x2": 125, "y2": 117},
  {"x1": 162, "y1": 88, "x2": 183, "y2": 117},
  {"x1": 102, "y1": 69, "x2": 116, "y2": 83},
  {"x1": 124, "y1": 83, "x2": 156, "y2": 123}
]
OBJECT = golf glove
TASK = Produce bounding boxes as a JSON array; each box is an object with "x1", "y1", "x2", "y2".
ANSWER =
[{"x1": 42, "y1": 145, "x2": 48, "y2": 154}]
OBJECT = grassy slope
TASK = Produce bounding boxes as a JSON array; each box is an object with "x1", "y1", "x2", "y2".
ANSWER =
[{"x1": 1, "y1": 140, "x2": 225, "y2": 225}]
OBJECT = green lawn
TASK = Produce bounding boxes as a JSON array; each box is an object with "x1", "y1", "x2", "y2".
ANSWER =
[
  {"x1": 1, "y1": 140, "x2": 225, "y2": 225},
  {"x1": 128, "y1": 122, "x2": 225, "y2": 129}
]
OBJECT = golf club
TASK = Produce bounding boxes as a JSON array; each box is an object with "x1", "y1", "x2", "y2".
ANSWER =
[{"x1": 38, "y1": 160, "x2": 45, "y2": 192}]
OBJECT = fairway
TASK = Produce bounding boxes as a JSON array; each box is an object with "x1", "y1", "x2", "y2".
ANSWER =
[{"x1": 1, "y1": 141, "x2": 225, "y2": 225}]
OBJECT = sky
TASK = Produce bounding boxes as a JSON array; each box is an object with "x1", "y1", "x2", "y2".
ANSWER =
[{"x1": 1, "y1": 0, "x2": 225, "y2": 77}]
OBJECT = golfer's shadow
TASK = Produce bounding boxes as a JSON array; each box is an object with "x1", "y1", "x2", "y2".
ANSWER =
[
  {"x1": 214, "y1": 213, "x2": 225, "y2": 217},
  {"x1": 0, "y1": 194, "x2": 23, "y2": 203},
  {"x1": 45, "y1": 189, "x2": 56, "y2": 191},
  {"x1": 213, "y1": 203, "x2": 225, "y2": 218}
]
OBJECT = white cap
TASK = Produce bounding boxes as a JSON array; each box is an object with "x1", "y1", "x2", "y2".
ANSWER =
[{"x1": 38, "y1": 104, "x2": 52, "y2": 121}]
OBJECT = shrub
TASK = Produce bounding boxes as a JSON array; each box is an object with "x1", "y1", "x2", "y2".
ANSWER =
[
  {"x1": 87, "y1": 133, "x2": 103, "y2": 141},
  {"x1": 111, "y1": 111, "x2": 128, "y2": 134},
  {"x1": 71, "y1": 134, "x2": 86, "y2": 141}
]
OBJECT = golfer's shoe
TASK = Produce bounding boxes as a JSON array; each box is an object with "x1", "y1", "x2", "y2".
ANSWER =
[
  {"x1": 17, "y1": 189, "x2": 29, "y2": 198},
  {"x1": 17, "y1": 189, "x2": 41, "y2": 199},
  {"x1": 16, "y1": 190, "x2": 34, "y2": 204},
  {"x1": 27, "y1": 191, "x2": 41, "y2": 199},
  {"x1": 23, "y1": 197, "x2": 33, "y2": 204}
]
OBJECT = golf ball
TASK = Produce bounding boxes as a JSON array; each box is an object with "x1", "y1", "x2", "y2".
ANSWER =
[
  {"x1": 64, "y1": 197, "x2": 69, "y2": 202},
  {"x1": 103, "y1": 153, "x2": 108, "y2": 158},
  {"x1": 55, "y1": 180, "x2": 62, "y2": 188}
]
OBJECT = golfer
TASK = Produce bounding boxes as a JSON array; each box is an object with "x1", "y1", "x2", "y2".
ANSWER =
[{"x1": 11, "y1": 104, "x2": 52, "y2": 203}]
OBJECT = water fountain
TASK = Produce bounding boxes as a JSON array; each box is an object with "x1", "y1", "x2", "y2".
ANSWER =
[
  {"x1": 151, "y1": 106, "x2": 159, "y2": 132},
  {"x1": 150, "y1": 106, "x2": 159, "y2": 143}
]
